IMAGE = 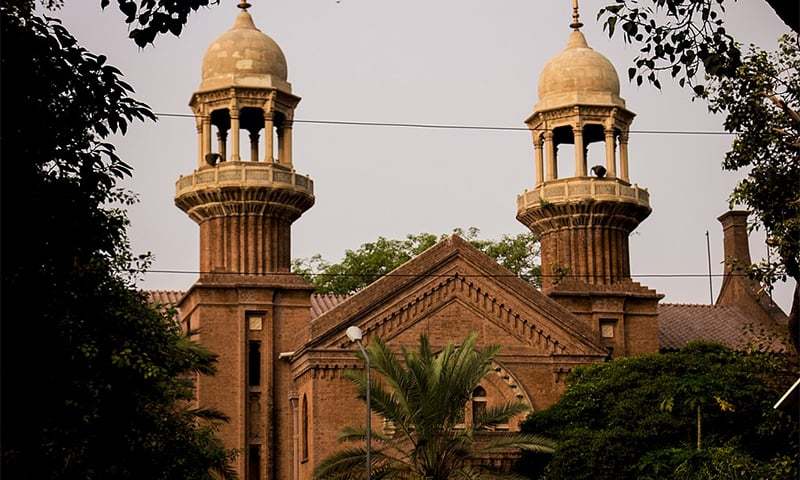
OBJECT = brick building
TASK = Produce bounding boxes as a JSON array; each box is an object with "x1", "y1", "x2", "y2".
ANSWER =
[{"x1": 148, "y1": 2, "x2": 790, "y2": 478}]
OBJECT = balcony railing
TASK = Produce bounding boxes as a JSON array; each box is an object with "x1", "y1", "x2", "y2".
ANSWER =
[
  {"x1": 517, "y1": 177, "x2": 649, "y2": 212},
  {"x1": 176, "y1": 162, "x2": 314, "y2": 197}
]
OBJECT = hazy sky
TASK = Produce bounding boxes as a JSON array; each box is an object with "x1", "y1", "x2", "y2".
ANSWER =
[{"x1": 54, "y1": 0, "x2": 794, "y2": 310}]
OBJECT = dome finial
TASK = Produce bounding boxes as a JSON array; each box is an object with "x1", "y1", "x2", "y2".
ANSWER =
[
  {"x1": 570, "y1": 0, "x2": 584, "y2": 30},
  {"x1": 238, "y1": 0, "x2": 252, "y2": 11}
]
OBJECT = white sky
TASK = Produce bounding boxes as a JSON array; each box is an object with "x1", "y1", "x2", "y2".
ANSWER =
[{"x1": 54, "y1": 0, "x2": 794, "y2": 310}]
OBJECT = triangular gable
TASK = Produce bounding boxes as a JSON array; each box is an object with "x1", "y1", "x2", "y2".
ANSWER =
[{"x1": 304, "y1": 235, "x2": 606, "y2": 356}]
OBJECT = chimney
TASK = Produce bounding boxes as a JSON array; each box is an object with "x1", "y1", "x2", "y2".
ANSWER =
[{"x1": 717, "y1": 210, "x2": 752, "y2": 274}]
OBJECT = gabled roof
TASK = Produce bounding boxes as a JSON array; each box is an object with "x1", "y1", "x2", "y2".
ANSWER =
[
  {"x1": 303, "y1": 235, "x2": 607, "y2": 356},
  {"x1": 658, "y1": 303, "x2": 789, "y2": 352},
  {"x1": 147, "y1": 290, "x2": 185, "y2": 306},
  {"x1": 311, "y1": 293, "x2": 349, "y2": 318}
]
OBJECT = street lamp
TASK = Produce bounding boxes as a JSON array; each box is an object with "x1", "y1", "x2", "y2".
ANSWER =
[{"x1": 346, "y1": 326, "x2": 371, "y2": 479}]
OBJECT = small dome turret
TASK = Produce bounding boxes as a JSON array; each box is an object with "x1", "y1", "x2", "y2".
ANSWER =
[
  {"x1": 199, "y1": 7, "x2": 289, "y2": 92},
  {"x1": 535, "y1": 30, "x2": 624, "y2": 111}
]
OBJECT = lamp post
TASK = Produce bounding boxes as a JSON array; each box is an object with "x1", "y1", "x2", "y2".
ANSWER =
[{"x1": 346, "y1": 326, "x2": 370, "y2": 479}]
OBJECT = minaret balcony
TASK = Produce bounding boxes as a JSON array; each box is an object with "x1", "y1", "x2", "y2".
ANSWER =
[
  {"x1": 516, "y1": 177, "x2": 649, "y2": 214},
  {"x1": 176, "y1": 161, "x2": 314, "y2": 198},
  {"x1": 175, "y1": 162, "x2": 315, "y2": 224}
]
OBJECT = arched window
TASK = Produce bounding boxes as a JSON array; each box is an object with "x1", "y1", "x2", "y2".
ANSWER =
[
  {"x1": 471, "y1": 386, "x2": 487, "y2": 426},
  {"x1": 301, "y1": 394, "x2": 309, "y2": 461}
]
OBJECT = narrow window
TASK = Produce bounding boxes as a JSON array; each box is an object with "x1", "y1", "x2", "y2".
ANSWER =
[
  {"x1": 302, "y1": 394, "x2": 309, "y2": 461},
  {"x1": 248, "y1": 444, "x2": 261, "y2": 480},
  {"x1": 249, "y1": 341, "x2": 261, "y2": 387},
  {"x1": 471, "y1": 386, "x2": 487, "y2": 426}
]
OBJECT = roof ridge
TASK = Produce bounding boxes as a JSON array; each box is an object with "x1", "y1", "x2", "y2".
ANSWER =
[{"x1": 660, "y1": 302, "x2": 719, "y2": 308}]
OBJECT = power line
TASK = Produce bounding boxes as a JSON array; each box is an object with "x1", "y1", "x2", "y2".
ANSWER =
[
  {"x1": 137, "y1": 269, "x2": 744, "y2": 279},
  {"x1": 153, "y1": 112, "x2": 735, "y2": 135}
]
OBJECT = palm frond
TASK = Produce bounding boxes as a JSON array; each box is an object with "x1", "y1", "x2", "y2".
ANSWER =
[
  {"x1": 338, "y1": 426, "x2": 392, "y2": 444},
  {"x1": 475, "y1": 433, "x2": 555, "y2": 454},
  {"x1": 473, "y1": 401, "x2": 530, "y2": 429}
]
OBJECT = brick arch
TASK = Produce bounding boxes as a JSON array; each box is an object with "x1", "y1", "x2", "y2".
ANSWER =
[{"x1": 489, "y1": 360, "x2": 533, "y2": 410}]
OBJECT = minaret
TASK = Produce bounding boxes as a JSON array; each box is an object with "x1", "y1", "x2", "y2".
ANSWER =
[
  {"x1": 175, "y1": 2, "x2": 314, "y2": 479},
  {"x1": 176, "y1": 0, "x2": 314, "y2": 274},
  {"x1": 516, "y1": 0, "x2": 661, "y2": 357}
]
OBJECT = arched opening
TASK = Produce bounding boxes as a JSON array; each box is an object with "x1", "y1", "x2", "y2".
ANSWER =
[
  {"x1": 240, "y1": 107, "x2": 265, "y2": 162},
  {"x1": 583, "y1": 124, "x2": 606, "y2": 177},
  {"x1": 471, "y1": 386, "x2": 487, "y2": 427},
  {"x1": 209, "y1": 109, "x2": 230, "y2": 163},
  {"x1": 552, "y1": 125, "x2": 575, "y2": 178}
]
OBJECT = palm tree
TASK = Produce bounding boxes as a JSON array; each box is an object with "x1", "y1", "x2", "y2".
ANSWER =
[{"x1": 314, "y1": 333, "x2": 554, "y2": 480}]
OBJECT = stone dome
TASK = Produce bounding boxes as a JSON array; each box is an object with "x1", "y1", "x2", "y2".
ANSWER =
[
  {"x1": 199, "y1": 11, "x2": 290, "y2": 92},
  {"x1": 535, "y1": 30, "x2": 625, "y2": 111}
]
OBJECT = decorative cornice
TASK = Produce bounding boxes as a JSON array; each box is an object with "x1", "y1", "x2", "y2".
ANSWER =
[{"x1": 316, "y1": 273, "x2": 571, "y2": 355}]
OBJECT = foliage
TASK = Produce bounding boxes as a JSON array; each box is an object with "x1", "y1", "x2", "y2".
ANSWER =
[
  {"x1": 597, "y1": 0, "x2": 797, "y2": 91},
  {"x1": 1, "y1": 4, "x2": 234, "y2": 478},
  {"x1": 519, "y1": 343, "x2": 798, "y2": 480},
  {"x1": 293, "y1": 228, "x2": 540, "y2": 294},
  {"x1": 314, "y1": 333, "x2": 554, "y2": 480},
  {"x1": 598, "y1": 0, "x2": 800, "y2": 351},
  {"x1": 706, "y1": 35, "x2": 800, "y2": 289},
  {"x1": 17, "y1": 0, "x2": 223, "y2": 47}
]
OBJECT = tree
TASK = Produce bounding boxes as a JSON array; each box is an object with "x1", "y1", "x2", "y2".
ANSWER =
[
  {"x1": 706, "y1": 35, "x2": 800, "y2": 345},
  {"x1": 597, "y1": 0, "x2": 797, "y2": 90},
  {"x1": 11, "y1": 0, "x2": 224, "y2": 47},
  {"x1": 1, "y1": 4, "x2": 234, "y2": 478},
  {"x1": 293, "y1": 228, "x2": 540, "y2": 294},
  {"x1": 598, "y1": 1, "x2": 800, "y2": 352},
  {"x1": 314, "y1": 333, "x2": 554, "y2": 480},
  {"x1": 519, "y1": 343, "x2": 798, "y2": 480}
]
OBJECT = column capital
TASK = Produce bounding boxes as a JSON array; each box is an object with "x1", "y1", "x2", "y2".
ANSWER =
[
  {"x1": 619, "y1": 132, "x2": 629, "y2": 143},
  {"x1": 544, "y1": 130, "x2": 554, "y2": 140}
]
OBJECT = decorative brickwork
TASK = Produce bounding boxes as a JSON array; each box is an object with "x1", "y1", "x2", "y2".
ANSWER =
[{"x1": 162, "y1": 4, "x2": 790, "y2": 479}]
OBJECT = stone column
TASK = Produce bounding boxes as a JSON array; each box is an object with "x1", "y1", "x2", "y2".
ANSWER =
[
  {"x1": 196, "y1": 122, "x2": 204, "y2": 168},
  {"x1": 249, "y1": 130, "x2": 259, "y2": 162},
  {"x1": 280, "y1": 123, "x2": 293, "y2": 167},
  {"x1": 231, "y1": 107, "x2": 241, "y2": 162},
  {"x1": 202, "y1": 114, "x2": 212, "y2": 164},
  {"x1": 604, "y1": 128, "x2": 616, "y2": 177},
  {"x1": 574, "y1": 125, "x2": 586, "y2": 176},
  {"x1": 217, "y1": 129, "x2": 228, "y2": 162},
  {"x1": 544, "y1": 130, "x2": 556, "y2": 180},
  {"x1": 263, "y1": 112, "x2": 274, "y2": 162},
  {"x1": 277, "y1": 127, "x2": 285, "y2": 165},
  {"x1": 619, "y1": 132, "x2": 629, "y2": 181},
  {"x1": 533, "y1": 134, "x2": 544, "y2": 185}
]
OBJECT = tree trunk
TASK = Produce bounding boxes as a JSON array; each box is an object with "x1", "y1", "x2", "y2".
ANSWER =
[
  {"x1": 696, "y1": 405, "x2": 702, "y2": 450},
  {"x1": 789, "y1": 282, "x2": 799, "y2": 354},
  {"x1": 765, "y1": 0, "x2": 799, "y2": 33}
]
